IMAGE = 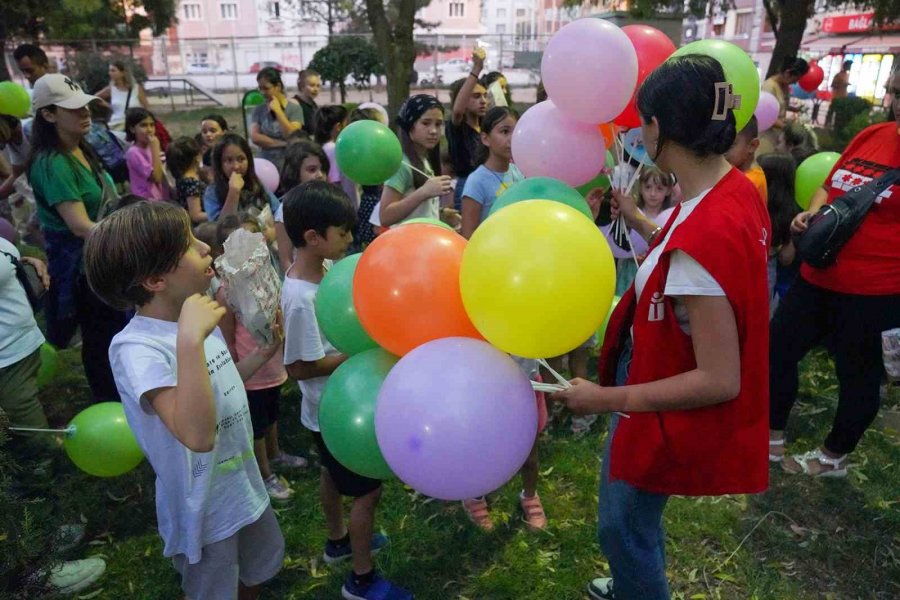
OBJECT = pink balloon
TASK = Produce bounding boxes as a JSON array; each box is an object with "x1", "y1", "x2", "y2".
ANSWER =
[
  {"x1": 254, "y1": 158, "x2": 280, "y2": 194},
  {"x1": 755, "y1": 91, "x2": 780, "y2": 133},
  {"x1": 541, "y1": 18, "x2": 638, "y2": 124},
  {"x1": 512, "y1": 101, "x2": 606, "y2": 187}
]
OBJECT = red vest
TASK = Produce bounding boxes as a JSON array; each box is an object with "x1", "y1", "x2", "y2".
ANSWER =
[{"x1": 604, "y1": 168, "x2": 771, "y2": 496}]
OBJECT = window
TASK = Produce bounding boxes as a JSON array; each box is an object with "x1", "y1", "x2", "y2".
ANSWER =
[
  {"x1": 449, "y1": 2, "x2": 465, "y2": 17},
  {"x1": 734, "y1": 12, "x2": 752, "y2": 36},
  {"x1": 496, "y1": 24, "x2": 506, "y2": 33},
  {"x1": 516, "y1": 8, "x2": 526, "y2": 16},
  {"x1": 268, "y1": 1, "x2": 281, "y2": 18},
  {"x1": 497, "y1": 8, "x2": 506, "y2": 17},
  {"x1": 183, "y1": 3, "x2": 201, "y2": 20},
  {"x1": 220, "y1": 3, "x2": 238, "y2": 19}
]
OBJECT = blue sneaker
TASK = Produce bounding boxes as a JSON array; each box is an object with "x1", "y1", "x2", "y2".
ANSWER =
[
  {"x1": 341, "y1": 572, "x2": 413, "y2": 600},
  {"x1": 323, "y1": 533, "x2": 389, "y2": 564}
]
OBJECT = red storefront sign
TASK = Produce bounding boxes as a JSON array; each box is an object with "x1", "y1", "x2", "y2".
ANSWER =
[{"x1": 821, "y1": 13, "x2": 900, "y2": 34}]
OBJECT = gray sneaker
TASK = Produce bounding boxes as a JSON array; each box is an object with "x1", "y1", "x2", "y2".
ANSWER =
[
  {"x1": 587, "y1": 577, "x2": 615, "y2": 600},
  {"x1": 43, "y1": 557, "x2": 106, "y2": 595},
  {"x1": 264, "y1": 473, "x2": 293, "y2": 502}
]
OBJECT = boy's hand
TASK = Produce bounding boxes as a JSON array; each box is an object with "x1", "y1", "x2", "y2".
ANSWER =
[
  {"x1": 472, "y1": 47, "x2": 486, "y2": 73},
  {"x1": 178, "y1": 294, "x2": 226, "y2": 345},
  {"x1": 229, "y1": 172, "x2": 245, "y2": 192}
]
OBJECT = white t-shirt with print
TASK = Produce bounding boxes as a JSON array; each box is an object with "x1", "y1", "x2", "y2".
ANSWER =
[
  {"x1": 281, "y1": 267, "x2": 338, "y2": 431},
  {"x1": 634, "y1": 189, "x2": 725, "y2": 334},
  {"x1": 108, "y1": 316, "x2": 269, "y2": 565},
  {"x1": 0, "y1": 238, "x2": 44, "y2": 368}
]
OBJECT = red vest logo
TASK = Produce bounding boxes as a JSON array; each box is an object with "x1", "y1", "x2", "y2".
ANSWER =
[{"x1": 649, "y1": 292, "x2": 665, "y2": 322}]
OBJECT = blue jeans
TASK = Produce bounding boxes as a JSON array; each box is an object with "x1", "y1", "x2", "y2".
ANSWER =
[{"x1": 597, "y1": 341, "x2": 670, "y2": 600}]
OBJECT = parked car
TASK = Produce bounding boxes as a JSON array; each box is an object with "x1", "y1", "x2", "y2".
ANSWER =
[
  {"x1": 248, "y1": 61, "x2": 297, "y2": 73},
  {"x1": 436, "y1": 58, "x2": 470, "y2": 73},
  {"x1": 186, "y1": 63, "x2": 218, "y2": 74}
]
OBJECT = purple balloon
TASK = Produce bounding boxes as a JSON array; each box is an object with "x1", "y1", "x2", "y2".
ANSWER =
[
  {"x1": 254, "y1": 157, "x2": 280, "y2": 194},
  {"x1": 375, "y1": 337, "x2": 538, "y2": 501},
  {"x1": 541, "y1": 18, "x2": 638, "y2": 124},
  {"x1": 755, "y1": 91, "x2": 780, "y2": 133},
  {"x1": 0, "y1": 218, "x2": 16, "y2": 244},
  {"x1": 512, "y1": 101, "x2": 605, "y2": 187}
]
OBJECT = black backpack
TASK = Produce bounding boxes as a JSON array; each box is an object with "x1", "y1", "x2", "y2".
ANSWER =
[{"x1": 795, "y1": 168, "x2": 899, "y2": 269}]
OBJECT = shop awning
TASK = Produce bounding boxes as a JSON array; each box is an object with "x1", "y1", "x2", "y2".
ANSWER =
[{"x1": 761, "y1": 33, "x2": 900, "y2": 55}]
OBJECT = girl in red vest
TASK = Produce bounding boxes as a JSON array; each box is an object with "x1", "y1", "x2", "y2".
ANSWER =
[{"x1": 554, "y1": 55, "x2": 771, "y2": 600}]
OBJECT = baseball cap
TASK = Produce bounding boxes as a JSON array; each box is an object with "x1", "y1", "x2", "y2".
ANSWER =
[{"x1": 32, "y1": 74, "x2": 99, "y2": 112}]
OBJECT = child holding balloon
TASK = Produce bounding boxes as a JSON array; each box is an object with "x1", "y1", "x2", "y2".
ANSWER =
[
  {"x1": 85, "y1": 201, "x2": 285, "y2": 600},
  {"x1": 203, "y1": 133, "x2": 279, "y2": 221},
  {"x1": 281, "y1": 181, "x2": 411, "y2": 600},
  {"x1": 379, "y1": 95, "x2": 453, "y2": 227}
]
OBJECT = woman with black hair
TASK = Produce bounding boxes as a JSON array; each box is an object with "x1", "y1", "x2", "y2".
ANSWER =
[
  {"x1": 759, "y1": 57, "x2": 810, "y2": 154},
  {"x1": 250, "y1": 67, "x2": 304, "y2": 171},
  {"x1": 554, "y1": 55, "x2": 771, "y2": 600},
  {"x1": 27, "y1": 74, "x2": 129, "y2": 402}
]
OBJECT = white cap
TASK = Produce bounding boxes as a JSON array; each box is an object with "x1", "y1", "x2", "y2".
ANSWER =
[{"x1": 32, "y1": 74, "x2": 99, "y2": 112}]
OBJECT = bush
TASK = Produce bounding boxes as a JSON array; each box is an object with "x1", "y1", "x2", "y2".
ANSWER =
[{"x1": 68, "y1": 51, "x2": 147, "y2": 94}]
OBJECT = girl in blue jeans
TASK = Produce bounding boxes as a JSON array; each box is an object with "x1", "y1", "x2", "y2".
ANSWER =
[{"x1": 555, "y1": 55, "x2": 771, "y2": 599}]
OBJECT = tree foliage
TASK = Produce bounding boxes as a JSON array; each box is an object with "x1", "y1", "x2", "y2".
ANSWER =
[{"x1": 309, "y1": 36, "x2": 384, "y2": 102}]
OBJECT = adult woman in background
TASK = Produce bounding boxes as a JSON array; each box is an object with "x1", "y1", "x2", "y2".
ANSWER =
[
  {"x1": 27, "y1": 74, "x2": 128, "y2": 402},
  {"x1": 96, "y1": 60, "x2": 149, "y2": 132}
]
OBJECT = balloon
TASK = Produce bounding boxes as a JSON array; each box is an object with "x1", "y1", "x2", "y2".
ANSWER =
[
  {"x1": 615, "y1": 25, "x2": 678, "y2": 129},
  {"x1": 460, "y1": 201, "x2": 616, "y2": 358},
  {"x1": 64, "y1": 403, "x2": 144, "y2": 477},
  {"x1": 672, "y1": 40, "x2": 759, "y2": 132},
  {"x1": 598, "y1": 122, "x2": 618, "y2": 148},
  {"x1": 243, "y1": 90, "x2": 266, "y2": 106},
  {"x1": 790, "y1": 83, "x2": 816, "y2": 101},
  {"x1": 755, "y1": 91, "x2": 780, "y2": 132},
  {"x1": 511, "y1": 101, "x2": 606, "y2": 187},
  {"x1": 795, "y1": 152, "x2": 840, "y2": 210},
  {"x1": 375, "y1": 338, "x2": 537, "y2": 500},
  {"x1": 576, "y1": 151, "x2": 616, "y2": 197},
  {"x1": 541, "y1": 18, "x2": 638, "y2": 124},
  {"x1": 320, "y1": 348, "x2": 397, "y2": 479},
  {"x1": 36, "y1": 343, "x2": 59, "y2": 389},
  {"x1": 400, "y1": 217, "x2": 453, "y2": 230},
  {"x1": 798, "y1": 62, "x2": 825, "y2": 92},
  {"x1": 353, "y1": 224, "x2": 481, "y2": 356},
  {"x1": 623, "y1": 128, "x2": 655, "y2": 166},
  {"x1": 490, "y1": 176, "x2": 592, "y2": 220},
  {"x1": 254, "y1": 158, "x2": 279, "y2": 194},
  {"x1": 336, "y1": 120, "x2": 403, "y2": 186},
  {"x1": 0, "y1": 82, "x2": 31, "y2": 118},
  {"x1": 315, "y1": 254, "x2": 379, "y2": 356},
  {"x1": 597, "y1": 295, "x2": 621, "y2": 344},
  {"x1": 0, "y1": 218, "x2": 16, "y2": 244}
]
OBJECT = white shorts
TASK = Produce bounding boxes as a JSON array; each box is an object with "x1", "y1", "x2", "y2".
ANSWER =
[{"x1": 172, "y1": 505, "x2": 284, "y2": 600}]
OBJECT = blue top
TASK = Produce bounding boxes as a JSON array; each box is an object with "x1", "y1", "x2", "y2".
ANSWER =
[
  {"x1": 461, "y1": 163, "x2": 524, "y2": 224},
  {"x1": 203, "y1": 184, "x2": 279, "y2": 221}
]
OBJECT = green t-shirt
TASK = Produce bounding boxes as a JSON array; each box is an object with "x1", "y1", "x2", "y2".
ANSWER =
[
  {"x1": 29, "y1": 152, "x2": 104, "y2": 233},
  {"x1": 383, "y1": 154, "x2": 439, "y2": 222}
]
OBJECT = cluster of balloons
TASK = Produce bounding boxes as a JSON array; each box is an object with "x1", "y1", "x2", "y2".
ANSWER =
[{"x1": 313, "y1": 183, "x2": 616, "y2": 499}]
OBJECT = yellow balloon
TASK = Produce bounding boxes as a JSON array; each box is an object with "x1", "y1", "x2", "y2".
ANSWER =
[{"x1": 460, "y1": 200, "x2": 616, "y2": 358}]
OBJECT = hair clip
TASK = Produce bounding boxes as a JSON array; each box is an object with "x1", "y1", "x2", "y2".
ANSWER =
[{"x1": 712, "y1": 82, "x2": 741, "y2": 121}]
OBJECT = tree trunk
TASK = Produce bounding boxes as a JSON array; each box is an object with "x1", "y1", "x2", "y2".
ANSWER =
[
  {"x1": 366, "y1": 0, "x2": 416, "y2": 127},
  {"x1": 0, "y1": 23, "x2": 11, "y2": 82},
  {"x1": 765, "y1": 0, "x2": 812, "y2": 79},
  {"x1": 339, "y1": 81, "x2": 346, "y2": 103}
]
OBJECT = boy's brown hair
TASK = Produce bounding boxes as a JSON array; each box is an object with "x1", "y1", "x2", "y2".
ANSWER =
[{"x1": 85, "y1": 201, "x2": 192, "y2": 310}]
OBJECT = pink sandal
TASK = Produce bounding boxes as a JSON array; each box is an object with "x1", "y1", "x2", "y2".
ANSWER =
[
  {"x1": 462, "y1": 497, "x2": 494, "y2": 531},
  {"x1": 520, "y1": 492, "x2": 547, "y2": 530}
]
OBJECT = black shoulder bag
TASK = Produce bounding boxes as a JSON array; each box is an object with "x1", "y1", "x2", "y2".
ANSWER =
[
  {"x1": 1, "y1": 251, "x2": 46, "y2": 312},
  {"x1": 795, "y1": 168, "x2": 900, "y2": 269}
]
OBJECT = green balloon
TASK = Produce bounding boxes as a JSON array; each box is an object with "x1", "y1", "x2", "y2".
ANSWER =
[
  {"x1": 597, "y1": 295, "x2": 621, "y2": 345},
  {"x1": 400, "y1": 217, "x2": 453, "y2": 230},
  {"x1": 315, "y1": 254, "x2": 379, "y2": 356},
  {"x1": 36, "y1": 343, "x2": 59, "y2": 389},
  {"x1": 64, "y1": 402, "x2": 144, "y2": 477},
  {"x1": 0, "y1": 82, "x2": 31, "y2": 118},
  {"x1": 319, "y1": 348, "x2": 398, "y2": 479},
  {"x1": 243, "y1": 90, "x2": 265, "y2": 106},
  {"x1": 490, "y1": 176, "x2": 593, "y2": 220},
  {"x1": 672, "y1": 40, "x2": 760, "y2": 132},
  {"x1": 576, "y1": 151, "x2": 616, "y2": 197},
  {"x1": 335, "y1": 120, "x2": 403, "y2": 185},
  {"x1": 795, "y1": 152, "x2": 841, "y2": 211}
]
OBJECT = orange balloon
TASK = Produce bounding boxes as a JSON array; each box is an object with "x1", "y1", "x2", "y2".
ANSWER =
[
  {"x1": 598, "y1": 122, "x2": 617, "y2": 148},
  {"x1": 353, "y1": 224, "x2": 482, "y2": 356}
]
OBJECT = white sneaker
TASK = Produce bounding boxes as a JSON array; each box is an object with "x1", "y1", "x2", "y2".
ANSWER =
[
  {"x1": 43, "y1": 557, "x2": 106, "y2": 595},
  {"x1": 264, "y1": 473, "x2": 293, "y2": 502}
]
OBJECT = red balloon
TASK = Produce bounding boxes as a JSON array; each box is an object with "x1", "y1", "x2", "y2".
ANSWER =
[
  {"x1": 353, "y1": 224, "x2": 482, "y2": 356},
  {"x1": 798, "y1": 62, "x2": 824, "y2": 92},
  {"x1": 614, "y1": 25, "x2": 677, "y2": 128}
]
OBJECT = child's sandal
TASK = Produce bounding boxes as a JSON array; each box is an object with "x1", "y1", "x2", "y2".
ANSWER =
[
  {"x1": 783, "y1": 448, "x2": 848, "y2": 478},
  {"x1": 769, "y1": 438, "x2": 785, "y2": 463}
]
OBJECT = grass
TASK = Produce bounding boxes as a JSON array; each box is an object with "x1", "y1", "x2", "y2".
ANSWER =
[
  {"x1": 27, "y1": 345, "x2": 900, "y2": 599},
  {"x1": 156, "y1": 106, "x2": 245, "y2": 140}
]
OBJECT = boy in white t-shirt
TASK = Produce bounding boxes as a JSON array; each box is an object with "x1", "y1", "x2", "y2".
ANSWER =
[
  {"x1": 280, "y1": 181, "x2": 412, "y2": 600},
  {"x1": 84, "y1": 202, "x2": 284, "y2": 600}
]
